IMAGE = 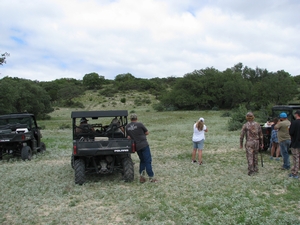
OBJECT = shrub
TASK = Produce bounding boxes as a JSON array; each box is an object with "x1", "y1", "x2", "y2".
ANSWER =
[
  {"x1": 257, "y1": 106, "x2": 272, "y2": 123},
  {"x1": 153, "y1": 103, "x2": 165, "y2": 112},
  {"x1": 227, "y1": 104, "x2": 248, "y2": 131},
  {"x1": 212, "y1": 106, "x2": 219, "y2": 111},
  {"x1": 144, "y1": 98, "x2": 151, "y2": 104},
  {"x1": 98, "y1": 87, "x2": 117, "y2": 97},
  {"x1": 134, "y1": 98, "x2": 142, "y2": 106},
  {"x1": 120, "y1": 98, "x2": 126, "y2": 104},
  {"x1": 221, "y1": 111, "x2": 231, "y2": 117}
]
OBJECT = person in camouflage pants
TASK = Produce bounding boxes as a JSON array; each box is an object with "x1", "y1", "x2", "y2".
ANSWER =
[{"x1": 240, "y1": 112, "x2": 264, "y2": 176}]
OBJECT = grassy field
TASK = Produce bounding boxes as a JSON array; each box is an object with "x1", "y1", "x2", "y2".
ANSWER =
[{"x1": 1, "y1": 93, "x2": 300, "y2": 224}]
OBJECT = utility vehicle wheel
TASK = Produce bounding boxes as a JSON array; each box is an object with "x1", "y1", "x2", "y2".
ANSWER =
[
  {"x1": 21, "y1": 146, "x2": 32, "y2": 161},
  {"x1": 39, "y1": 142, "x2": 46, "y2": 153},
  {"x1": 74, "y1": 159, "x2": 85, "y2": 185},
  {"x1": 122, "y1": 157, "x2": 134, "y2": 182}
]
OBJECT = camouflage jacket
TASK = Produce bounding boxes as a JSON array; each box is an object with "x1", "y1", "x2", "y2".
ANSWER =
[{"x1": 240, "y1": 121, "x2": 263, "y2": 146}]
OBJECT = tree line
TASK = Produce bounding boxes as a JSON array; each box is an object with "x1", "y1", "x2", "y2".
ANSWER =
[
  {"x1": 0, "y1": 62, "x2": 299, "y2": 119},
  {"x1": 157, "y1": 63, "x2": 299, "y2": 111}
]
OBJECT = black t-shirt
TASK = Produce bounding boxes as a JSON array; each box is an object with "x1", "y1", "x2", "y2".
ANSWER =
[
  {"x1": 126, "y1": 121, "x2": 149, "y2": 151},
  {"x1": 289, "y1": 119, "x2": 300, "y2": 148}
]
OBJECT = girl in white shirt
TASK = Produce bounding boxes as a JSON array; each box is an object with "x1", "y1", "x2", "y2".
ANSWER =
[{"x1": 191, "y1": 117, "x2": 208, "y2": 165}]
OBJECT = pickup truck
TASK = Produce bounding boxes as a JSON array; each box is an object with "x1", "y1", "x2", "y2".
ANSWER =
[{"x1": 71, "y1": 110, "x2": 136, "y2": 185}]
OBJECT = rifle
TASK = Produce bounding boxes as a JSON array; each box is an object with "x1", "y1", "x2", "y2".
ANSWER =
[{"x1": 259, "y1": 147, "x2": 264, "y2": 167}]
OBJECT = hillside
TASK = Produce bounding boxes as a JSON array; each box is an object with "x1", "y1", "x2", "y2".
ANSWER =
[{"x1": 73, "y1": 89, "x2": 159, "y2": 111}]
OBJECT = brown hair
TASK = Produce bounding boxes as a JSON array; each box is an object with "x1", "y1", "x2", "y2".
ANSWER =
[{"x1": 196, "y1": 120, "x2": 204, "y2": 131}]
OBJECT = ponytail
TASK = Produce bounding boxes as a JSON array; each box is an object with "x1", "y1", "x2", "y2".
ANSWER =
[{"x1": 196, "y1": 120, "x2": 204, "y2": 131}]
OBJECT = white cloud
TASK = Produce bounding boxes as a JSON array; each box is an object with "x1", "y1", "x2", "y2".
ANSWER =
[{"x1": 0, "y1": 0, "x2": 299, "y2": 81}]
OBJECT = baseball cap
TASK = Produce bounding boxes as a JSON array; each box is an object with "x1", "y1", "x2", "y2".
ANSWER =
[
  {"x1": 130, "y1": 113, "x2": 137, "y2": 120},
  {"x1": 279, "y1": 112, "x2": 287, "y2": 118},
  {"x1": 199, "y1": 117, "x2": 204, "y2": 122}
]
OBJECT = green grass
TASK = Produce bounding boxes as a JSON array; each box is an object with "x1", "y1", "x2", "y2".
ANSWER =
[{"x1": 1, "y1": 98, "x2": 300, "y2": 224}]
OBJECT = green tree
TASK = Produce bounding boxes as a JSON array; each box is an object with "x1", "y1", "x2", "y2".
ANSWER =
[
  {"x1": 114, "y1": 73, "x2": 136, "y2": 91},
  {"x1": 0, "y1": 77, "x2": 53, "y2": 118},
  {"x1": 39, "y1": 78, "x2": 83, "y2": 103},
  {"x1": 82, "y1": 72, "x2": 104, "y2": 89},
  {"x1": 231, "y1": 62, "x2": 243, "y2": 73},
  {"x1": 57, "y1": 86, "x2": 84, "y2": 103},
  {"x1": 159, "y1": 69, "x2": 211, "y2": 110},
  {"x1": 293, "y1": 75, "x2": 300, "y2": 85},
  {"x1": 39, "y1": 81, "x2": 60, "y2": 102},
  {"x1": 251, "y1": 70, "x2": 297, "y2": 106},
  {"x1": 222, "y1": 68, "x2": 252, "y2": 108},
  {"x1": 149, "y1": 77, "x2": 167, "y2": 99},
  {"x1": 0, "y1": 52, "x2": 9, "y2": 66},
  {"x1": 0, "y1": 77, "x2": 19, "y2": 113},
  {"x1": 115, "y1": 73, "x2": 135, "y2": 82}
]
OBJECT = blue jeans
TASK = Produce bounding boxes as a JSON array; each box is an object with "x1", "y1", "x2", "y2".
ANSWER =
[
  {"x1": 279, "y1": 140, "x2": 291, "y2": 169},
  {"x1": 137, "y1": 145, "x2": 154, "y2": 177}
]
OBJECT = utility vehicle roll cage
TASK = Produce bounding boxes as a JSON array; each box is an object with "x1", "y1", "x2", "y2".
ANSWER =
[{"x1": 71, "y1": 110, "x2": 129, "y2": 140}]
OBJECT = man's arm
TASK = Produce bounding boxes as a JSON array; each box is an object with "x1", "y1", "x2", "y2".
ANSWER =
[
  {"x1": 141, "y1": 123, "x2": 149, "y2": 135},
  {"x1": 274, "y1": 122, "x2": 281, "y2": 130},
  {"x1": 240, "y1": 125, "x2": 246, "y2": 148}
]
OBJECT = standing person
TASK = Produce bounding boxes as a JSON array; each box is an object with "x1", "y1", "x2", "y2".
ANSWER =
[
  {"x1": 270, "y1": 118, "x2": 280, "y2": 161},
  {"x1": 288, "y1": 110, "x2": 300, "y2": 178},
  {"x1": 125, "y1": 113, "x2": 157, "y2": 183},
  {"x1": 274, "y1": 112, "x2": 291, "y2": 170},
  {"x1": 264, "y1": 117, "x2": 274, "y2": 151},
  {"x1": 191, "y1": 117, "x2": 208, "y2": 165},
  {"x1": 240, "y1": 112, "x2": 263, "y2": 176}
]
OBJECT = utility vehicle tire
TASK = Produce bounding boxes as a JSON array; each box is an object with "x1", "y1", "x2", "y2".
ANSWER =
[
  {"x1": 21, "y1": 146, "x2": 32, "y2": 161},
  {"x1": 74, "y1": 159, "x2": 85, "y2": 185},
  {"x1": 39, "y1": 142, "x2": 46, "y2": 153},
  {"x1": 122, "y1": 157, "x2": 134, "y2": 182}
]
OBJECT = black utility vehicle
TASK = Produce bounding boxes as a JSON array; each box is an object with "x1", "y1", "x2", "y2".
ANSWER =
[
  {"x1": 71, "y1": 110, "x2": 136, "y2": 185},
  {"x1": 0, "y1": 113, "x2": 46, "y2": 160},
  {"x1": 262, "y1": 104, "x2": 300, "y2": 151}
]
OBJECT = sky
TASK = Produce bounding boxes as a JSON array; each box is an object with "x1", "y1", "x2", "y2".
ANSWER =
[{"x1": 0, "y1": 0, "x2": 299, "y2": 82}]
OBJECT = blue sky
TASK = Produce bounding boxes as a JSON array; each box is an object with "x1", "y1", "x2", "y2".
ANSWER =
[{"x1": 0, "y1": 0, "x2": 299, "y2": 81}]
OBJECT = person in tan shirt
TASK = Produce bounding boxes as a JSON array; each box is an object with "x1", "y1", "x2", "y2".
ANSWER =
[{"x1": 274, "y1": 112, "x2": 291, "y2": 170}]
